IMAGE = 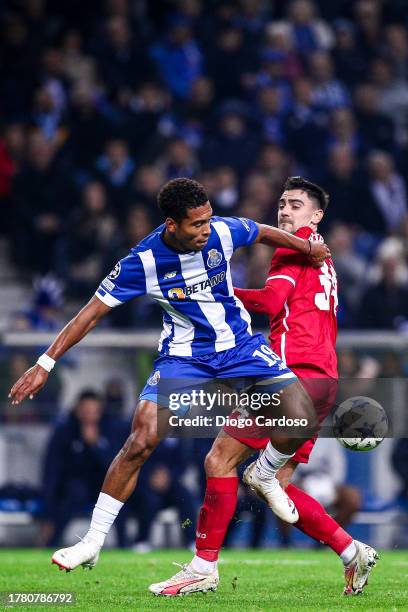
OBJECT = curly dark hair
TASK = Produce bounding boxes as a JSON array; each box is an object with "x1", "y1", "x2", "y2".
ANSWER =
[
  {"x1": 157, "y1": 178, "x2": 209, "y2": 221},
  {"x1": 283, "y1": 176, "x2": 329, "y2": 211}
]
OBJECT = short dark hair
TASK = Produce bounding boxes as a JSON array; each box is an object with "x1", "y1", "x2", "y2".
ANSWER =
[
  {"x1": 157, "y1": 178, "x2": 208, "y2": 221},
  {"x1": 77, "y1": 390, "x2": 102, "y2": 404},
  {"x1": 283, "y1": 176, "x2": 329, "y2": 211}
]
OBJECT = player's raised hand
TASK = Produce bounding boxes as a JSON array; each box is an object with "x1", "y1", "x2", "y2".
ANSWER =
[
  {"x1": 308, "y1": 240, "x2": 331, "y2": 268},
  {"x1": 8, "y1": 364, "x2": 49, "y2": 405}
]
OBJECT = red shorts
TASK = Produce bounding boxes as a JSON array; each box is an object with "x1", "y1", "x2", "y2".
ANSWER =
[{"x1": 226, "y1": 367, "x2": 338, "y2": 464}]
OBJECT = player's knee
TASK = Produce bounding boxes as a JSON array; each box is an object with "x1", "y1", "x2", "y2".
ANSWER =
[{"x1": 204, "y1": 447, "x2": 228, "y2": 477}]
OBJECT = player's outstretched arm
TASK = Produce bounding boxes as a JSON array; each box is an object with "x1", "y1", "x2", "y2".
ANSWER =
[
  {"x1": 8, "y1": 296, "x2": 111, "y2": 405},
  {"x1": 255, "y1": 224, "x2": 330, "y2": 267}
]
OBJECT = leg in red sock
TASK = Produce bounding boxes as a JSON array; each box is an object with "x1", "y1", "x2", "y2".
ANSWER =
[
  {"x1": 195, "y1": 477, "x2": 238, "y2": 561},
  {"x1": 286, "y1": 483, "x2": 353, "y2": 555}
]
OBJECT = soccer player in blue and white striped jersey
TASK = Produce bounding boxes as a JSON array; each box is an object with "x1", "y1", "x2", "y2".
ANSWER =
[{"x1": 9, "y1": 178, "x2": 330, "y2": 590}]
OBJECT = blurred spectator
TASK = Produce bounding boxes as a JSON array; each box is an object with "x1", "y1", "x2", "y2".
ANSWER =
[
  {"x1": 156, "y1": 138, "x2": 199, "y2": 180},
  {"x1": 369, "y1": 56, "x2": 408, "y2": 146},
  {"x1": 212, "y1": 166, "x2": 239, "y2": 213},
  {"x1": 264, "y1": 22, "x2": 303, "y2": 81},
  {"x1": 0, "y1": 13, "x2": 39, "y2": 118},
  {"x1": 30, "y1": 86, "x2": 67, "y2": 142},
  {"x1": 207, "y1": 26, "x2": 252, "y2": 101},
  {"x1": 256, "y1": 85, "x2": 286, "y2": 146},
  {"x1": 130, "y1": 165, "x2": 165, "y2": 224},
  {"x1": 337, "y1": 347, "x2": 380, "y2": 400},
  {"x1": 201, "y1": 101, "x2": 260, "y2": 173},
  {"x1": 353, "y1": 0, "x2": 383, "y2": 61},
  {"x1": 331, "y1": 18, "x2": 366, "y2": 87},
  {"x1": 40, "y1": 390, "x2": 128, "y2": 547},
  {"x1": 60, "y1": 29, "x2": 96, "y2": 87},
  {"x1": 255, "y1": 143, "x2": 293, "y2": 189},
  {"x1": 326, "y1": 108, "x2": 361, "y2": 157},
  {"x1": 39, "y1": 48, "x2": 68, "y2": 119},
  {"x1": 285, "y1": 76, "x2": 327, "y2": 170},
  {"x1": 353, "y1": 83, "x2": 395, "y2": 153},
  {"x1": 150, "y1": 17, "x2": 204, "y2": 99},
  {"x1": 64, "y1": 181, "x2": 117, "y2": 297},
  {"x1": 242, "y1": 173, "x2": 274, "y2": 221},
  {"x1": 68, "y1": 81, "x2": 111, "y2": 171},
  {"x1": 95, "y1": 138, "x2": 135, "y2": 212},
  {"x1": 308, "y1": 51, "x2": 350, "y2": 112},
  {"x1": 12, "y1": 275, "x2": 64, "y2": 332},
  {"x1": 104, "y1": 378, "x2": 127, "y2": 417},
  {"x1": 328, "y1": 223, "x2": 367, "y2": 324},
  {"x1": 282, "y1": 0, "x2": 334, "y2": 54},
  {"x1": 321, "y1": 145, "x2": 361, "y2": 230},
  {"x1": 358, "y1": 151, "x2": 408, "y2": 234},
  {"x1": 384, "y1": 24, "x2": 408, "y2": 81},
  {"x1": 250, "y1": 50, "x2": 293, "y2": 113},
  {"x1": 94, "y1": 16, "x2": 151, "y2": 96},
  {"x1": 125, "y1": 82, "x2": 171, "y2": 160},
  {"x1": 12, "y1": 131, "x2": 74, "y2": 274},
  {"x1": 359, "y1": 237, "x2": 408, "y2": 329},
  {"x1": 183, "y1": 76, "x2": 215, "y2": 125}
]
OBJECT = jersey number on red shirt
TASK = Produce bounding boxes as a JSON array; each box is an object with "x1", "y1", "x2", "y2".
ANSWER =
[{"x1": 314, "y1": 261, "x2": 338, "y2": 315}]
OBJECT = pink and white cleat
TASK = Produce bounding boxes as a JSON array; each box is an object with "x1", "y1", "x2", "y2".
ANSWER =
[
  {"x1": 149, "y1": 562, "x2": 219, "y2": 596},
  {"x1": 343, "y1": 540, "x2": 379, "y2": 595}
]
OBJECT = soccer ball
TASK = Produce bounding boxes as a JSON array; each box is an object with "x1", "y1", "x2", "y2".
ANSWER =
[{"x1": 333, "y1": 396, "x2": 388, "y2": 451}]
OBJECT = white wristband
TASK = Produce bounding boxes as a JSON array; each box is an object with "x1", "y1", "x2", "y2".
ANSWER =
[{"x1": 36, "y1": 353, "x2": 56, "y2": 372}]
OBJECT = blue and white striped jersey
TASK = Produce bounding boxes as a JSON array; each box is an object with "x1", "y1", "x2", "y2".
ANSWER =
[{"x1": 95, "y1": 216, "x2": 259, "y2": 356}]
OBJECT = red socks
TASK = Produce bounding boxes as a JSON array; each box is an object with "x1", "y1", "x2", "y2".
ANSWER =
[
  {"x1": 286, "y1": 483, "x2": 353, "y2": 554},
  {"x1": 195, "y1": 477, "x2": 238, "y2": 561},
  {"x1": 195, "y1": 478, "x2": 351, "y2": 559}
]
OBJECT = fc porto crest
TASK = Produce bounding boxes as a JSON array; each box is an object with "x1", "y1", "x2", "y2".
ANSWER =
[
  {"x1": 207, "y1": 248, "x2": 222, "y2": 268},
  {"x1": 108, "y1": 262, "x2": 121, "y2": 280},
  {"x1": 147, "y1": 370, "x2": 161, "y2": 386}
]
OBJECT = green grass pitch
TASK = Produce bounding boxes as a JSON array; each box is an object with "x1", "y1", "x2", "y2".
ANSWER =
[{"x1": 1, "y1": 548, "x2": 407, "y2": 611}]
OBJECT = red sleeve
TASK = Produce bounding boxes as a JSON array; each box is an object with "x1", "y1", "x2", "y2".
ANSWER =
[
  {"x1": 234, "y1": 228, "x2": 312, "y2": 317},
  {"x1": 234, "y1": 254, "x2": 300, "y2": 317}
]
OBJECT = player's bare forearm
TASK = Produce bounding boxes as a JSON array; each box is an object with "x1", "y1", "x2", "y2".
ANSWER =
[
  {"x1": 255, "y1": 224, "x2": 330, "y2": 266},
  {"x1": 255, "y1": 224, "x2": 309, "y2": 252},
  {"x1": 9, "y1": 296, "x2": 111, "y2": 405},
  {"x1": 46, "y1": 296, "x2": 111, "y2": 360}
]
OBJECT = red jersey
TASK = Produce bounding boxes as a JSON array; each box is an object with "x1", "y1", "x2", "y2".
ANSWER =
[{"x1": 235, "y1": 226, "x2": 338, "y2": 379}]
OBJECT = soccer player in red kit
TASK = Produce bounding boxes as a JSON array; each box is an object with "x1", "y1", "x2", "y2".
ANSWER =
[{"x1": 233, "y1": 176, "x2": 378, "y2": 595}]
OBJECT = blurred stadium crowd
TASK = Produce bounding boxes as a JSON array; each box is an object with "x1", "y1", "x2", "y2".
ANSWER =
[{"x1": 2, "y1": 0, "x2": 408, "y2": 330}]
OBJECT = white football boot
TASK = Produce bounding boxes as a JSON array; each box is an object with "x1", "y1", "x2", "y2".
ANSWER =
[
  {"x1": 149, "y1": 562, "x2": 219, "y2": 596},
  {"x1": 51, "y1": 536, "x2": 101, "y2": 572},
  {"x1": 243, "y1": 461, "x2": 299, "y2": 523},
  {"x1": 343, "y1": 540, "x2": 379, "y2": 595}
]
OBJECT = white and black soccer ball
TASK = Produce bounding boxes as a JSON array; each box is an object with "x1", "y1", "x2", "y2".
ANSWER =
[{"x1": 333, "y1": 396, "x2": 388, "y2": 452}]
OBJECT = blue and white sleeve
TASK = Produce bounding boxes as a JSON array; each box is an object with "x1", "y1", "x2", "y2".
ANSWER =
[
  {"x1": 95, "y1": 252, "x2": 146, "y2": 307},
  {"x1": 221, "y1": 216, "x2": 259, "y2": 250}
]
